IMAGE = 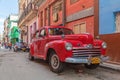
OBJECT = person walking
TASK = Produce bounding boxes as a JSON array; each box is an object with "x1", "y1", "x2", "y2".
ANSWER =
[{"x1": 8, "y1": 43, "x2": 12, "y2": 51}]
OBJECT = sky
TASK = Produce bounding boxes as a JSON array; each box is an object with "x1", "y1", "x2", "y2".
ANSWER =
[{"x1": 0, "y1": 0, "x2": 18, "y2": 34}]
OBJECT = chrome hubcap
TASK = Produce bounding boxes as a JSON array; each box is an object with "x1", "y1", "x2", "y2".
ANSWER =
[{"x1": 51, "y1": 54, "x2": 59, "y2": 69}]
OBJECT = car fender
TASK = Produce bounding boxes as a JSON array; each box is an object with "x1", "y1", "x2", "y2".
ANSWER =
[
  {"x1": 44, "y1": 40, "x2": 70, "y2": 61},
  {"x1": 94, "y1": 39, "x2": 106, "y2": 55},
  {"x1": 30, "y1": 43, "x2": 34, "y2": 55}
]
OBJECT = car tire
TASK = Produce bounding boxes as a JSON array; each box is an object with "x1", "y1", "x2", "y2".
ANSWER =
[
  {"x1": 84, "y1": 64, "x2": 99, "y2": 69},
  {"x1": 29, "y1": 52, "x2": 34, "y2": 61},
  {"x1": 49, "y1": 51, "x2": 65, "y2": 73}
]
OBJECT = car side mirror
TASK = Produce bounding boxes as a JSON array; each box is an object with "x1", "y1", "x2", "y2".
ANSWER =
[{"x1": 96, "y1": 36, "x2": 100, "y2": 39}]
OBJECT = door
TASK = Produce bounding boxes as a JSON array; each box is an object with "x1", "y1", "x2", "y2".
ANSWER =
[
  {"x1": 37, "y1": 29, "x2": 47, "y2": 57},
  {"x1": 33, "y1": 30, "x2": 40, "y2": 55}
]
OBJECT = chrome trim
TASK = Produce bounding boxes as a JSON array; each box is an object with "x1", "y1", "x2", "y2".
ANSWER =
[
  {"x1": 65, "y1": 56, "x2": 109, "y2": 64},
  {"x1": 72, "y1": 47, "x2": 101, "y2": 57},
  {"x1": 65, "y1": 57, "x2": 89, "y2": 64}
]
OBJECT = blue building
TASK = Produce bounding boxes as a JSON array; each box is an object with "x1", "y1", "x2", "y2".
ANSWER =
[{"x1": 99, "y1": 0, "x2": 120, "y2": 64}]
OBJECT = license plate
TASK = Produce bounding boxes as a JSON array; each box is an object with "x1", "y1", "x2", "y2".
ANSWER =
[
  {"x1": 91, "y1": 57, "x2": 100, "y2": 64},
  {"x1": 22, "y1": 48, "x2": 26, "y2": 50}
]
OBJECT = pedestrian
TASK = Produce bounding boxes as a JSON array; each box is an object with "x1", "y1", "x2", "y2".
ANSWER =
[{"x1": 8, "y1": 43, "x2": 12, "y2": 51}]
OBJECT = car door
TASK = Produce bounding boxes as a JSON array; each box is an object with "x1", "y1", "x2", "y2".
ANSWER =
[
  {"x1": 33, "y1": 30, "x2": 40, "y2": 55},
  {"x1": 38, "y1": 28, "x2": 47, "y2": 56}
]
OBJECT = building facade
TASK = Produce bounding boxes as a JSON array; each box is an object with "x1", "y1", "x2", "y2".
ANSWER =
[
  {"x1": 7, "y1": 14, "x2": 19, "y2": 44},
  {"x1": 37, "y1": 0, "x2": 96, "y2": 36},
  {"x1": 18, "y1": 0, "x2": 96, "y2": 43},
  {"x1": 99, "y1": 0, "x2": 120, "y2": 64},
  {"x1": 66, "y1": 0, "x2": 94, "y2": 35},
  {"x1": 3, "y1": 19, "x2": 9, "y2": 43},
  {"x1": 18, "y1": 0, "x2": 38, "y2": 44}
]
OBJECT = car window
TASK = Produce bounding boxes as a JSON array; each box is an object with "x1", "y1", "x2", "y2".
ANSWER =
[
  {"x1": 48, "y1": 28, "x2": 74, "y2": 35},
  {"x1": 35, "y1": 31, "x2": 40, "y2": 38},
  {"x1": 40, "y1": 29, "x2": 46, "y2": 37}
]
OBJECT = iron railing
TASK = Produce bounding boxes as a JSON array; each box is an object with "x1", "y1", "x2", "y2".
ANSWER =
[{"x1": 18, "y1": 2, "x2": 37, "y2": 25}]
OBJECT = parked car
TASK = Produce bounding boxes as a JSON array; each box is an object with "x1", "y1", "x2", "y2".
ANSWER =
[
  {"x1": 13, "y1": 42, "x2": 29, "y2": 52},
  {"x1": 29, "y1": 26, "x2": 109, "y2": 73}
]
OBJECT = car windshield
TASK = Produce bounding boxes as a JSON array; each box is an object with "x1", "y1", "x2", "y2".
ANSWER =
[{"x1": 48, "y1": 28, "x2": 74, "y2": 35}]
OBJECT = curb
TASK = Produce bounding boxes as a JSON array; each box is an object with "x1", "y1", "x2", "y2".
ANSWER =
[{"x1": 100, "y1": 63, "x2": 120, "y2": 71}]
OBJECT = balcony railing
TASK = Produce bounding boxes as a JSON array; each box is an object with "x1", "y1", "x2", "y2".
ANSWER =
[
  {"x1": 18, "y1": 2, "x2": 38, "y2": 26},
  {"x1": 32, "y1": 0, "x2": 39, "y2": 4}
]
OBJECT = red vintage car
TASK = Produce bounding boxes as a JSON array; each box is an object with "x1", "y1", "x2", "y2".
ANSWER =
[{"x1": 29, "y1": 26, "x2": 108, "y2": 73}]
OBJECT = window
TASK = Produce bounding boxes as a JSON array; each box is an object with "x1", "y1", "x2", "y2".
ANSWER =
[
  {"x1": 30, "y1": 26, "x2": 32, "y2": 41},
  {"x1": 35, "y1": 30, "x2": 40, "y2": 38},
  {"x1": 52, "y1": 0, "x2": 62, "y2": 15},
  {"x1": 115, "y1": 12, "x2": 120, "y2": 32},
  {"x1": 45, "y1": 8, "x2": 48, "y2": 20},
  {"x1": 34, "y1": 22, "x2": 36, "y2": 33},
  {"x1": 48, "y1": 28, "x2": 73, "y2": 35},
  {"x1": 22, "y1": 3, "x2": 26, "y2": 10},
  {"x1": 40, "y1": 11, "x2": 43, "y2": 27},
  {"x1": 52, "y1": 0, "x2": 62, "y2": 22},
  {"x1": 70, "y1": 0, "x2": 78, "y2": 4},
  {"x1": 40, "y1": 29, "x2": 46, "y2": 37},
  {"x1": 73, "y1": 23, "x2": 86, "y2": 34}
]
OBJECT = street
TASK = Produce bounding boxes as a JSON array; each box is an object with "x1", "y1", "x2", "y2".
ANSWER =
[{"x1": 0, "y1": 49, "x2": 120, "y2": 80}]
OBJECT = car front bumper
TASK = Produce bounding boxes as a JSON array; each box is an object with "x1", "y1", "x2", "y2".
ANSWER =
[{"x1": 65, "y1": 56, "x2": 109, "y2": 64}]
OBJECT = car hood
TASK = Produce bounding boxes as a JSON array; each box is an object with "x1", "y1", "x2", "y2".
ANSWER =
[{"x1": 49, "y1": 33, "x2": 94, "y2": 44}]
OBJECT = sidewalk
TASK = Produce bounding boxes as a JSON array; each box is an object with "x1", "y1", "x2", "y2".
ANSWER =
[{"x1": 100, "y1": 62, "x2": 120, "y2": 71}]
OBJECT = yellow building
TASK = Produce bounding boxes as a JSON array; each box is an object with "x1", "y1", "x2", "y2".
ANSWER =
[{"x1": 18, "y1": 0, "x2": 38, "y2": 44}]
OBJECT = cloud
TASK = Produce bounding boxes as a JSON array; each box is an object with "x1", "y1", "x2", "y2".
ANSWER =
[{"x1": 0, "y1": 18, "x2": 4, "y2": 23}]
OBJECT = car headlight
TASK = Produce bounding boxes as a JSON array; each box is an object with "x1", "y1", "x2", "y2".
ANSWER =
[
  {"x1": 65, "y1": 42, "x2": 72, "y2": 51},
  {"x1": 85, "y1": 44, "x2": 93, "y2": 49},
  {"x1": 102, "y1": 42, "x2": 107, "y2": 49}
]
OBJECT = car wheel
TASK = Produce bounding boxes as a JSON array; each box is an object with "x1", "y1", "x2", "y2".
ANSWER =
[
  {"x1": 29, "y1": 52, "x2": 34, "y2": 61},
  {"x1": 49, "y1": 51, "x2": 65, "y2": 73},
  {"x1": 84, "y1": 64, "x2": 99, "y2": 69}
]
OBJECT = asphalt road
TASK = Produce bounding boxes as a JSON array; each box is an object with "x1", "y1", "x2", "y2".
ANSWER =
[{"x1": 0, "y1": 48, "x2": 120, "y2": 80}]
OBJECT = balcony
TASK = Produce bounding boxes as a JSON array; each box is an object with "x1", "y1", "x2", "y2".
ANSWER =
[
  {"x1": 18, "y1": 2, "x2": 38, "y2": 27},
  {"x1": 32, "y1": 0, "x2": 47, "y2": 7},
  {"x1": 32, "y1": 0, "x2": 39, "y2": 4}
]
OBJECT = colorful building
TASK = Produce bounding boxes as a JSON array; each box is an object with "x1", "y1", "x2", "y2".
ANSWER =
[
  {"x1": 66, "y1": 0, "x2": 95, "y2": 35},
  {"x1": 99, "y1": 0, "x2": 120, "y2": 64},
  {"x1": 7, "y1": 14, "x2": 20, "y2": 44},
  {"x1": 18, "y1": 0, "x2": 38, "y2": 44},
  {"x1": 37, "y1": 0, "x2": 97, "y2": 36},
  {"x1": 18, "y1": 0, "x2": 96, "y2": 42}
]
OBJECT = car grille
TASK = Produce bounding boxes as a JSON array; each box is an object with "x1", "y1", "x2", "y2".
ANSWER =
[{"x1": 72, "y1": 47, "x2": 101, "y2": 57}]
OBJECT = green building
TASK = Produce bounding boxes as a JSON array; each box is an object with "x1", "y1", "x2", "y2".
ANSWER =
[{"x1": 7, "y1": 14, "x2": 20, "y2": 44}]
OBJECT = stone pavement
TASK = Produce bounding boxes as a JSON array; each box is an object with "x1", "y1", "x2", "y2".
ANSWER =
[{"x1": 0, "y1": 47, "x2": 120, "y2": 71}]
